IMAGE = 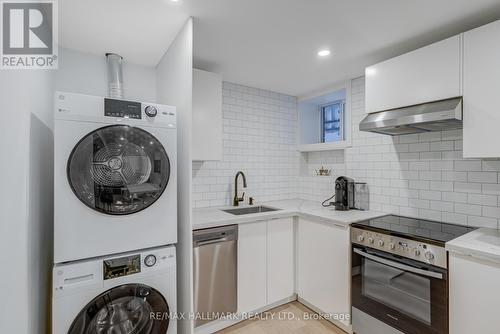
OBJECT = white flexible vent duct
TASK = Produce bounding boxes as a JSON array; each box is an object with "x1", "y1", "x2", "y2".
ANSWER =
[{"x1": 106, "y1": 53, "x2": 124, "y2": 99}]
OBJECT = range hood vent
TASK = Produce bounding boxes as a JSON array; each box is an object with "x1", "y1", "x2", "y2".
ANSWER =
[{"x1": 359, "y1": 97, "x2": 463, "y2": 136}]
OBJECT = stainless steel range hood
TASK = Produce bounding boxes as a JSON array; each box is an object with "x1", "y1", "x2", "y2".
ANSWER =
[{"x1": 359, "y1": 97, "x2": 463, "y2": 136}]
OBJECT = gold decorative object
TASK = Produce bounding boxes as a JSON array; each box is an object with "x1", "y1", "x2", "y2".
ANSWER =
[{"x1": 316, "y1": 166, "x2": 331, "y2": 176}]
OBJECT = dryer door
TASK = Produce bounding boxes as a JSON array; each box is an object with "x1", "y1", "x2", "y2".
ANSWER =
[
  {"x1": 69, "y1": 284, "x2": 170, "y2": 334},
  {"x1": 67, "y1": 125, "x2": 170, "y2": 215}
]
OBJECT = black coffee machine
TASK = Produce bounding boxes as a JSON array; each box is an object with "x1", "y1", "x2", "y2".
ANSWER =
[{"x1": 333, "y1": 176, "x2": 355, "y2": 211}]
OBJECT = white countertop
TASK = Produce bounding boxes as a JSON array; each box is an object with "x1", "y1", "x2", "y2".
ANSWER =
[
  {"x1": 192, "y1": 199, "x2": 387, "y2": 230},
  {"x1": 446, "y1": 228, "x2": 500, "y2": 264}
]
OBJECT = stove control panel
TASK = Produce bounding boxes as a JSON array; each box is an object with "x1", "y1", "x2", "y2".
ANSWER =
[{"x1": 351, "y1": 227, "x2": 447, "y2": 269}]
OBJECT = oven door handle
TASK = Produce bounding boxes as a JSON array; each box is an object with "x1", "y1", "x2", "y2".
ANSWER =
[{"x1": 353, "y1": 248, "x2": 444, "y2": 280}]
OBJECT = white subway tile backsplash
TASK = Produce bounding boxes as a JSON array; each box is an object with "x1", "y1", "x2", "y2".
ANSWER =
[
  {"x1": 454, "y1": 182, "x2": 482, "y2": 194},
  {"x1": 483, "y1": 206, "x2": 500, "y2": 219},
  {"x1": 454, "y1": 160, "x2": 482, "y2": 172},
  {"x1": 409, "y1": 143, "x2": 430, "y2": 152},
  {"x1": 299, "y1": 77, "x2": 500, "y2": 225},
  {"x1": 195, "y1": 78, "x2": 500, "y2": 228},
  {"x1": 467, "y1": 193, "x2": 498, "y2": 206},
  {"x1": 467, "y1": 215, "x2": 498, "y2": 228},
  {"x1": 482, "y1": 160, "x2": 500, "y2": 172},
  {"x1": 430, "y1": 201, "x2": 454, "y2": 212},
  {"x1": 442, "y1": 212, "x2": 468, "y2": 226},
  {"x1": 442, "y1": 192, "x2": 468, "y2": 203},
  {"x1": 430, "y1": 141, "x2": 454, "y2": 151},
  {"x1": 455, "y1": 203, "x2": 482, "y2": 216},
  {"x1": 192, "y1": 82, "x2": 299, "y2": 208},
  {"x1": 468, "y1": 172, "x2": 497, "y2": 183},
  {"x1": 420, "y1": 190, "x2": 442, "y2": 201},
  {"x1": 483, "y1": 183, "x2": 500, "y2": 195}
]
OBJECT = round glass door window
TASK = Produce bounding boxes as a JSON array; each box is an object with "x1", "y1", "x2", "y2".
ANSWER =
[
  {"x1": 69, "y1": 284, "x2": 170, "y2": 334},
  {"x1": 68, "y1": 125, "x2": 170, "y2": 215}
]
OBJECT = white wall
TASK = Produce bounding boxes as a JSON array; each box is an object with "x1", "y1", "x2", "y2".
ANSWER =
[
  {"x1": 156, "y1": 18, "x2": 194, "y2": 334},
  {"x1": 298, "y1": 101, "x2": 320, "y2": 145},
  {"x1": 56, "y1": 48, "x2": 157, "y2": 102},
  {"x1": 299, "y1": 77, "x2": 500, "y2": 229},
  {"x1": 0, "y1": 70, "x2": 54, "y2": 334},
  {"x1": 192, "y1": 82, "x2": 298, "y2": 208}
]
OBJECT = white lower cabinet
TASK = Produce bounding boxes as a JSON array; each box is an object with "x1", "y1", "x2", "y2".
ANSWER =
[
  {"x1": 237, "y1": 221, "x2": 268, "y2": 313},
  {"x1": 267, "y1": 217, "x2": 295, "y2": 304},
  {"x1": 237, "y1": 218, "x2": 295, "y2": 313},
  {"x1": 297, "y1": 218, "x2": 351, "y2": 327},
  {"x1": 449, "y1": 252, "x2": 500, "y2": 334}
]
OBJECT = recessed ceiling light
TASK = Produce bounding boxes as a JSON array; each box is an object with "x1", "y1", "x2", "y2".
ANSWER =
[{"x1": 317, "y1": 49, "x2": 331, "y2": 57}]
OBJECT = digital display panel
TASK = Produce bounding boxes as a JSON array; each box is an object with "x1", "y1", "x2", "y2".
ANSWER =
[
  {"x1": 103, "y1": 254, "x2": 141, "y2": 280},
  {"x1": 104, "y1": 98, "x2": 142, "y2": 119}
]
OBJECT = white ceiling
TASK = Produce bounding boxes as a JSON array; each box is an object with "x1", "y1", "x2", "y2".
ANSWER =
[
  {"x1": 59, "y1": 0, "x2": 189, "y2": 67},
  {"x1": 60, "y1": 0, "x2": 500, "y2": 97}
]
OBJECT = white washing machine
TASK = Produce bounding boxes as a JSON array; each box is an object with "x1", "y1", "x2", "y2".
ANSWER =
[
  {"x1": 54, "y1": 91, "x2": 177, "y2": 263},
  {"x1": 53, "y1": 245, "x2": 177, "y2": 334}
]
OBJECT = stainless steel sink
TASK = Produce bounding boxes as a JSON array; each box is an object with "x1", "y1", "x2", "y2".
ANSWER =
[{"x1": 222, "y1": 206, "x2": 280, "y2": 215}]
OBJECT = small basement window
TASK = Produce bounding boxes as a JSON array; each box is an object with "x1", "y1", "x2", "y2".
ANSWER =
[
  {"x1": 321, "y1": 100, "x2": 345, "y2": 142},
  {"x1": 298, "y1": 83, "x2": 350, "y2": 152}
]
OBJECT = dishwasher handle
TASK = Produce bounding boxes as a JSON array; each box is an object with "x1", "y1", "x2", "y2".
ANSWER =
[
  {"x1": 196, "y1": 237, "x2": 231, "y2": 247},
  {"x1": 193, "y1": 225, "x2": 238, "y2": 247}
]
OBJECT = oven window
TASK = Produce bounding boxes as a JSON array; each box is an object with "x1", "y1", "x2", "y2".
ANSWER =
[{"x1": 362, "y1": 257, "x2": 431, "y2": 324}]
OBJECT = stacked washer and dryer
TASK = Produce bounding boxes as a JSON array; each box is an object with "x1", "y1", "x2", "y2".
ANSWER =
[{"x1": 52, "y1": 77, "x2": 178, "y2": 333}]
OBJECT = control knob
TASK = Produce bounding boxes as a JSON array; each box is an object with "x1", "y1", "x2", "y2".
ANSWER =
[
  {"x1": 144, "y1": 254, "x2": 157, "y2": 267},
  {"x1": 145, "y1": 105, "x2": 158, "y2": 117},
  {"x1": 378, "y1": 240, "x2": 385, "y2": 247},
  {"x1": 413, "y1": 248, "x2": 421, "y2": 257},
  {"x1": 425, "y1": 251, "x2": 435, "y2": 261},
  {"x1": 357, "y1": 235, "x2": 365, "y2": 242},
  {"x1": 368, "y1": 237, "x2": 374, "y2": 244},
  {"x1": 389, "y1": 243, "x2": 395, "y2": 250}
]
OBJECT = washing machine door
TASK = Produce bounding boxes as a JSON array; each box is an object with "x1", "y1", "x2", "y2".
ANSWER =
[
  {"x1": 69, "y1": 283, "x2": 170, "y2": 334},
  {"x1": 67, "y1": 125, "x2": 170, "y2": 215}
]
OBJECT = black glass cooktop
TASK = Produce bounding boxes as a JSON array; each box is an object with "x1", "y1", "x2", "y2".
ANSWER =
[{"x1": 352, "y1": 215, "x2": 476, "y2": 245}]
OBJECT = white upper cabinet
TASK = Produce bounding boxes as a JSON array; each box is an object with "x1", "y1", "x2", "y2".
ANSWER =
[
  {"x1": 192, "y1": 69, "x2": 222, "y2": 161},
  {"x1": 365, "y1": 35, "x2": 462, "y2": 114},
  {"x1": 463, "y1": 20, "x2": 500, "y2": 158}
]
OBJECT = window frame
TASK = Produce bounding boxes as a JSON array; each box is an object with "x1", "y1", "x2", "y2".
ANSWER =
[{"x1": 320, "y1": 100, "x2": 345, "y2": 143}]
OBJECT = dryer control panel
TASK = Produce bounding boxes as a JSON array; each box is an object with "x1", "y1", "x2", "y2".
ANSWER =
[
  {"x1": 104, "y1": 98, "x2": 142, "y2": 119},
  {"x1": 103, "y1": 254, "x2": 141, "y2": 280}
]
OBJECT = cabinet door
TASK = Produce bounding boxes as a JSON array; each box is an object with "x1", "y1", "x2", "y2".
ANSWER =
[
  {"x1": 450, "y1": 252, "x2": 500, "y2": 334},
  {"x1": 192, "y1": 69, "x2": 222, "y2": 161},
  {"x1": 365, "y1": 35, "x2": 461, "y2": 113},
  {"x1": 238, "y1": 221, "x2": 267, "y2": 313},
  {"x1": 267, "y1": 217, "x2": 295, "y2": 304},
  {"x1": 463, "y1": 20, "x2": 500, "y2": 158},
  {"x1": 297, "y1": 218, "x2": 351, "y2": 327}
]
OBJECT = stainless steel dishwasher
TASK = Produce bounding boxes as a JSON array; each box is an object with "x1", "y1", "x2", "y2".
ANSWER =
[{"x1": 193, "y1": 225, "x2": 238, "y2": 327}]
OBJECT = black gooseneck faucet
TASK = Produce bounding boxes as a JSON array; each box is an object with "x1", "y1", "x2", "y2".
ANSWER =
[{"x1": 233, "y1": 171, "x2": 247, "y2": 206}]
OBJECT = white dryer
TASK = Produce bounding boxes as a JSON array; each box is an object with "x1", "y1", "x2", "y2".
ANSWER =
[
  {"x1": 53, "y1": 245, "x2": 177, "y2": 334},
  {"x1": 54, "y1": 92, "x2": 177, "y2": 263}
]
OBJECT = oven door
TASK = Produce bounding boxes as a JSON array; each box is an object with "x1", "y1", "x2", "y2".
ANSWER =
[{"x1": 352, "y1": 246, "x2": 447, "y2": 334}]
